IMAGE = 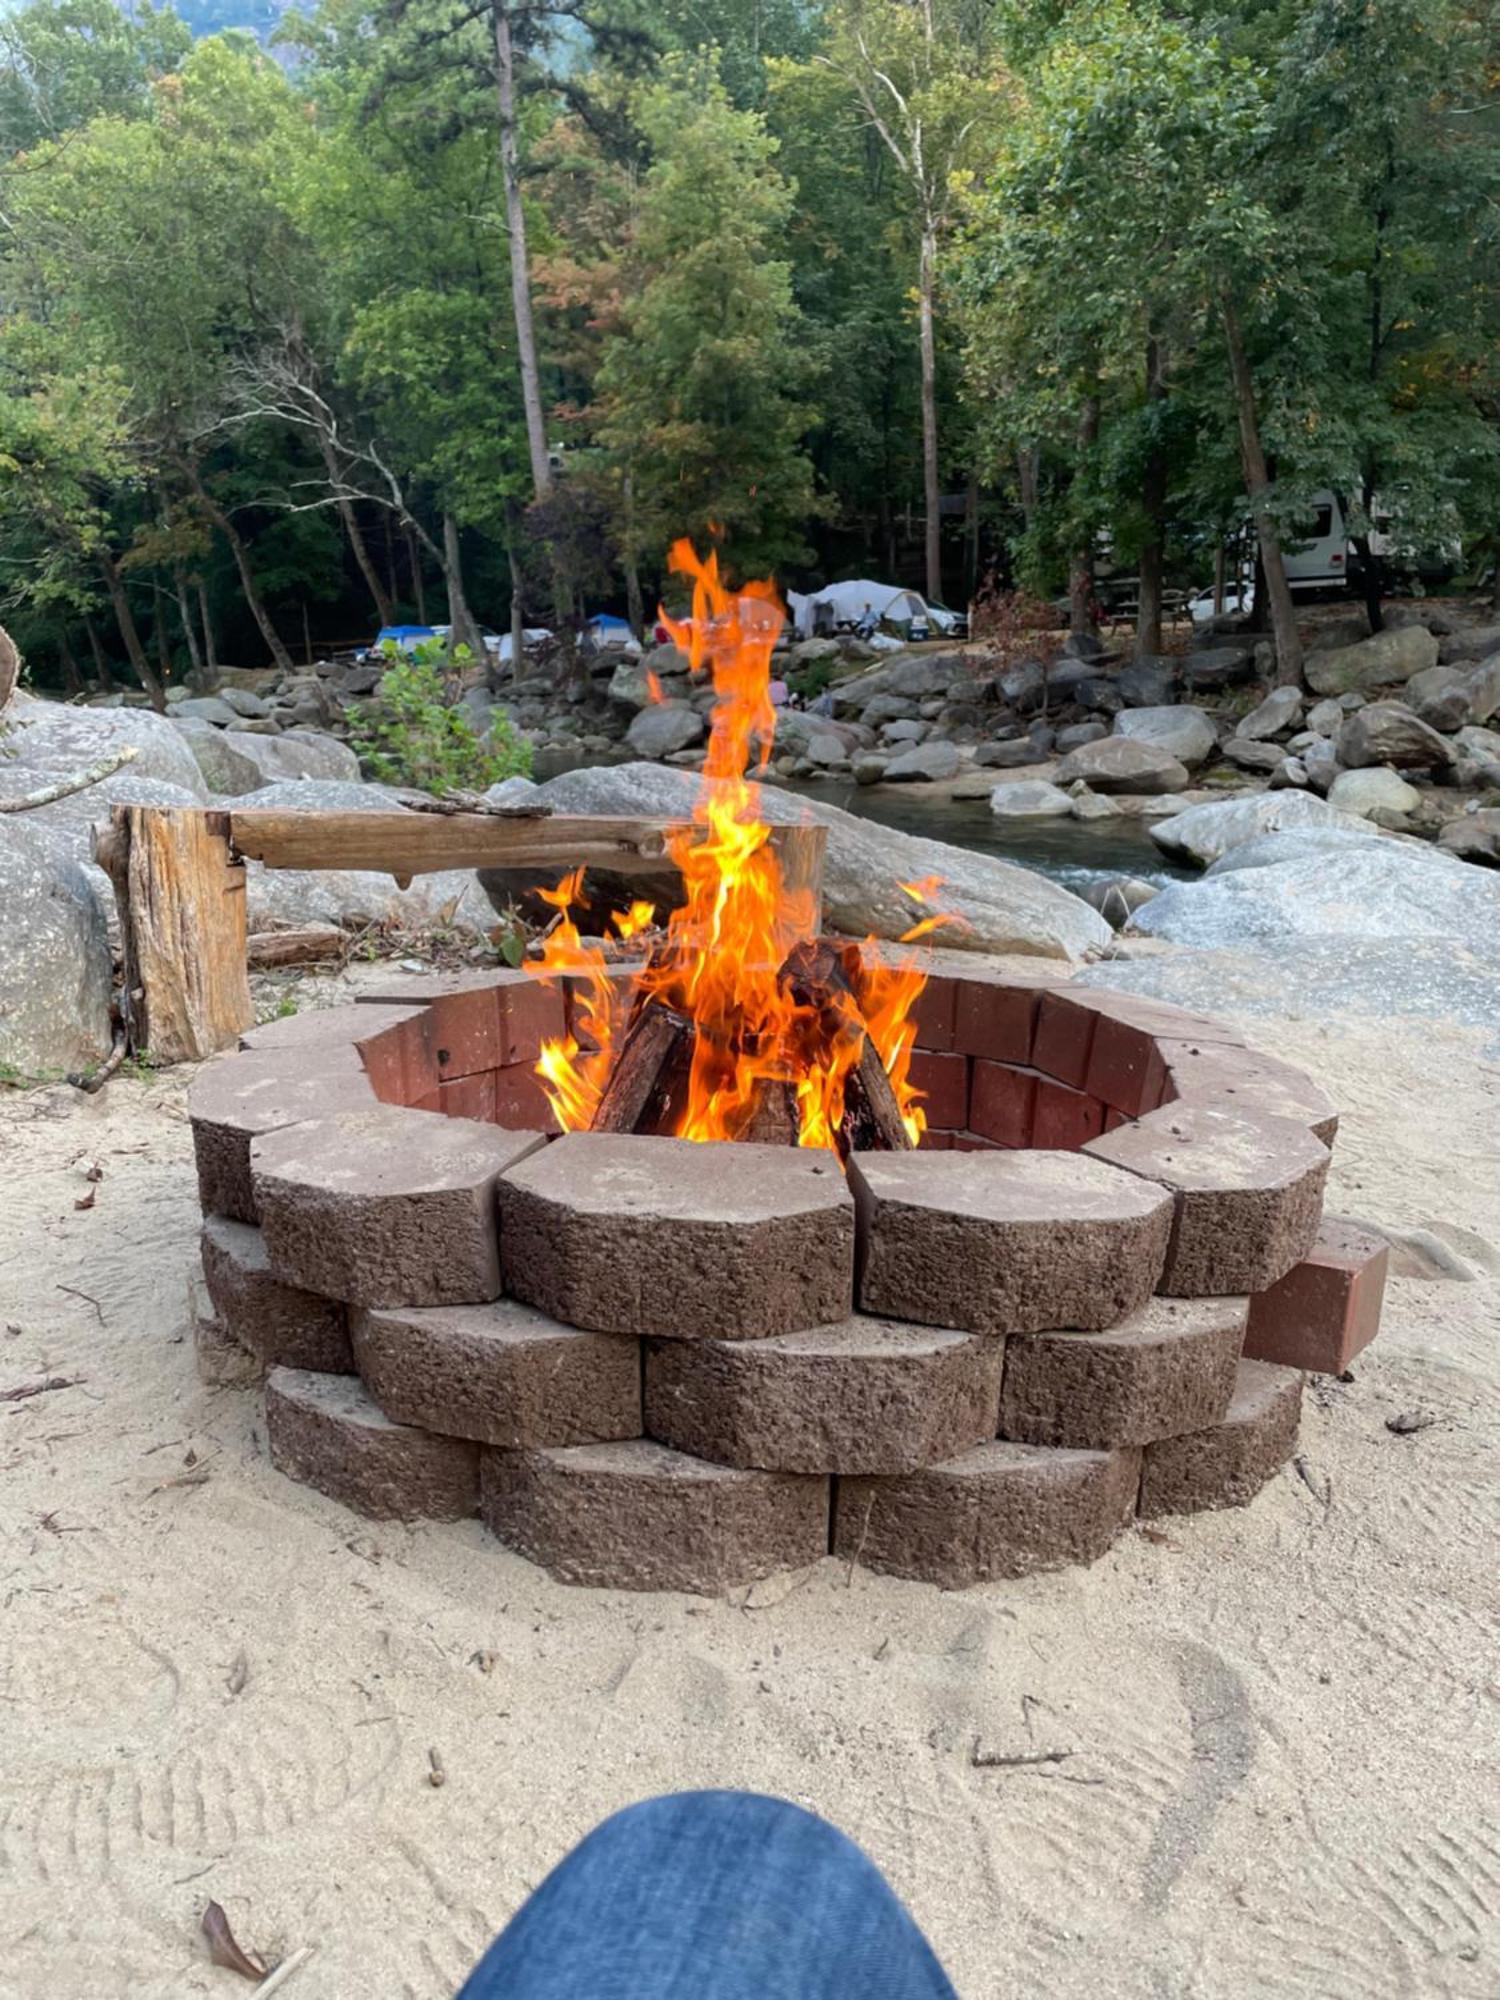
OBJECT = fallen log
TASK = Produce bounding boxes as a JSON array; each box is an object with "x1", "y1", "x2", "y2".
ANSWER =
[{"x1": 246, "y1": 925, "x2": 347, "y2": 969}]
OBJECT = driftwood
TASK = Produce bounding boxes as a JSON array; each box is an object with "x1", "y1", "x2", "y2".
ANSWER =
[
  {"x1": 246, "y1": 925, "x2": 347, "y2": 969},
  {"x1": 0, "y1": 744, "x2": 138, "y2": 813}
]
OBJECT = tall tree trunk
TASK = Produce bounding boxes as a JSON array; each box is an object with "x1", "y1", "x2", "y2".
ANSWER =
[
  {"x1": 441, "y1": 512, "x2": 485, "y2": 664},
  {"x1": 1136, "y1": 334, "x2": 1168, "y2": 658},
  {"x1": 1068, "y1": 393, "x2": 1100, "y2": 639},
  {"x1": 187, "y1": 469, "x2": 295, "y2": 675},
  {"x1": 405, "y1": 521, "x2": 428, "y2": 624},
  {"x1": 963, "y1": 473, "x2": 980, "y2": 606},
  {"x1": 99, "y1": 554, "x2": 165, "y2": 709},
  {"x1": 1221, "y1": 292, "x2": 1303, "y2": 686},
  {"x1": 84, "y1": 614, "x2": 115, "y2": 694},
  {"x1": 174, "y1": 566, "x2": 204, "y2": 683},
  {"x1": 58, "y1": 632, "x2": 84, "y2": 698},
  {"x1": 491, "y1": 0, "x2": 551, "y2": 503},
  {"x1": 622, "y1": 473, "x2": 645, "y2": 642},
  {"x1": 319, "y1": 433, "x2": 394, "y2": 626},
  {"x1": 196, "y1": 579, "x2": 218, "y2": 674},
  {"x1": 383, "y1": 511, "x2": 399, "y2": 612},
  {"x1": 152, "y1": 577, "x2": 172, "y2": 686},
  {"x1": 1352, "y1": 474, "x2": 1384, "y2": 636},
  {"x1": 918, "y1": 216, "x2": 941, "y2": 606},
  {"x1": 1016, "y1": 445, "x2": 1039, "y2": 538}
]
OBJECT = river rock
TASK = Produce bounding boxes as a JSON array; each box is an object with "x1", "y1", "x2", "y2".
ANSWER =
[
  {"x1": 1204, "y1": 827, "x2": 1403, "y2": 876},
  {"x1": 1305, "y1": 624, "x2": 1439, "y2": 696},
  {"x1": 1237, "y1": 687, "x2": 1303, "y2": 740},
  {"x1": 1117, "y1": 656, "x2": 1178, "y2": 707},
  {"x1": 0, "y1": 818, "x2": 112, "y2": 1076},
  {"x1": 988, "y1": 780, "x2": 1073, "y2": 818},
  {"x1": 1306, "y1": 698, "x2": 1344, "y2": 736},
  {"x1": 218, "y1": 686, "x2": 271, "y2": 719},
  {"x1": 1336, "y1": 702, "x2": 1454, "y2": 772},
  {"x1": 1182, "y1": 646, "x2": 1256, "y2": 692},
  {"x1": 1300, "y1": 738, "x2": 1341, "y2": 794},
  {"x1": 626, "y1": 703, "x2": 705, "y2": 758},
  {"x1": 975, "y1": 738, "x2": 1044, "y2": 769},
  {"x1": 172, "y1": 718, "x2": 269, "y2": 794},
  {"x1": 1149, "y1": 791, "x2": 1370, "y2": 868},
  {"x1": 1128, "y1": 835, "x2": 1498, "y2": 946},
  {"x1": 483, "y1": 762, "x2": 1111, "y2": 959},
  {"x1": 174, "y1": 695, "x2": 242, "y2": 726},
  {"x1": 860, "y1": 694, "x2": 921, "y2": 727},
  {"x1": 1268, "y1": 756, "x2": 1308, "y2": 790},
  {"x1": 852, "y1": 754, "x2": 890, "y2": 785},
  {"x1": 1464, "y1": 654, "x2": 1500, "y2": 728},
  {"x1": 1404, "y1": 664, "x2": 1471, "y2": 734},
  {"x1": 881, "y1": 718, "x2": 928, "y2": 744},
  {"x1": 1437, "y1": 623, "x2": 1500, "y2": 666},
  {"x1": 1054, "y1": 722, "x2": 1108, "y2": 753},
  {"x1": 1454, "y1": 724, "x2": 1500, "y2": 772},
  {"x1": 1221, "y1": 737, "x2": 1285, "y2": 773},
  {"x1": 1053, "y1": 737, "x2": 1188, "y2": 795},
  {"x1": 996, "y1": 659, "x2": 1046, "y2": 714},
  {"x1": 6, "y1": 700, "x2": 208, "y2": 798},
  {"x1": 1112, "y1": 705, "x2": 1217, "y2": 767},
  {"x1": 1327, "y1": 767, "x2": 1422, "y2": 821},
  {"x1": 1068, "y1": 782, "x2": 1121, "y2": 821},
  {"x1": 1438, "y1": 808, "x2": 1500, "y2": 866},
  {"x1": 220, "y1": 729, "x2": 360, "y2": 786},
  {"x1": 882, "y1": 740, "x2": 961, "y2": 782}
]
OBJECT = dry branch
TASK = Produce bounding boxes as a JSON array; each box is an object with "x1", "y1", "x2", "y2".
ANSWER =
[{"x1": 0, "y1": 744, "x2": 138, "y2": 812}]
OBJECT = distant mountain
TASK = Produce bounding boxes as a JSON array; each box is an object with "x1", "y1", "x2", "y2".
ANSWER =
[{"x1": 155, "y1": 0, "x2": 299, "y2": 43}]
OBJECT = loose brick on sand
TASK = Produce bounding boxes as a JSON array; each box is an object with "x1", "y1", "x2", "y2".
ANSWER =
[
  {"x1": 480, "y1": 1438, "x2": 829, "y2": 1594},
  {"x1": 252, "y1": 1108, "x2": 543, "y2": 1308},
  {"x1": 189, "y1": 1052, "x2": 377, "y2": 1224},
  {"x1": 352, "y1": 1298, "x2": 640, "y2": 1448},
  {"x1": 201, "y1": 1215, "x2": 352, "y2": 1372},
  {"x1": 266, "y1": 1367, "x2": 478, "y2": 1521},
  {"x1": 1000, "y1": 1296, "x2": 1247, "y2": 1450},
  {"x1": 1243, "y1": 1217, "x2": 1388, "y2": 1373},
  {"x1": 1087, "y1": 1103, "x2": 1329, "y2": 1296},
  {"x1": 1139, "y1": 1358, "x2": 1302, "y2": 1517},
  {"x1": 645, "y1": 1316, "x2": 1003, "y2": 1474},
  {"x1": 498, "y1": 1133, "x2": 855, "y2": 1340},
  {"x1": 850, "y1": 1150, "x2": 1173, "y2": 1335},
  {"x1": 834, "y1": 1440, "x2": 1140, "y2": 1587}
]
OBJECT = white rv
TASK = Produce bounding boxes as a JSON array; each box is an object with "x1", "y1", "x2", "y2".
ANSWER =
[{"x1": 1191, "y1": 490, "x2": 1459, "y2": 624}]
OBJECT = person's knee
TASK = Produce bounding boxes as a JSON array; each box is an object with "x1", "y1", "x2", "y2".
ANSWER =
[{"x1": 582, "y1": 1789, "x2": 833, "y2": 1854}]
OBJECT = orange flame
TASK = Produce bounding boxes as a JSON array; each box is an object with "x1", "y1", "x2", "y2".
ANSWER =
[
  {"x1": 525, "y1": 540, "x2": 945, "y2": 1158},
  {"x1": 644, "y1": 668, "x2": 665, "y2": 704}
]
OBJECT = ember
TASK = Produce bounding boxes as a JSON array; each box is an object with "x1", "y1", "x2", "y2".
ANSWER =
[{"x1": 526, "y1": 541, "x2": 954, "y2": 1159}]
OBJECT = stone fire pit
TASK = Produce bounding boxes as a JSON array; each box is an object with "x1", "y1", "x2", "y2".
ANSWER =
[{"x1": 187, "y1": 958, "x2": 1388, "y2": 1594}]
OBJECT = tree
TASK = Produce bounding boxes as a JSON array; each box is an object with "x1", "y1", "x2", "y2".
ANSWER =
[
  {"x1": 0, "y1": 0, "x2": 189, "y2": 153},
  {"x1": 594, "y1": 55, "x2": 825, "y2": 580}
]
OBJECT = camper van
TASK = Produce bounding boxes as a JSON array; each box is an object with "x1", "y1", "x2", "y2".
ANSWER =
[{"x1": 1191, "y1": 490, "x2": 1460, "y2": 625}]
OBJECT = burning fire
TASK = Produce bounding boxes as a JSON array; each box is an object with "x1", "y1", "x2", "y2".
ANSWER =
[{"x1": 526, "y1": 540, "x2": 954, "y2": 1158}]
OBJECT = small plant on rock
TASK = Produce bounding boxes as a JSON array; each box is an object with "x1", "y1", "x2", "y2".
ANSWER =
[{"x1": 350, "y1": 643, "x2": 533, "y2": 797}]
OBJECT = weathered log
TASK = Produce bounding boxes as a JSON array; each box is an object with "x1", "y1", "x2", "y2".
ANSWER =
[
  {"x1": 740, "y1": 1079, "x2": 800, "y2": 1147},
  {"x1": 777, "y1": 937, "x2": 912, "y2": 1152},
  {"x1": 590, "y1": 1000, "x2": 695, "y2": 1135},
  {"x1": 246, "y1": 925, "x2": 347, "y2": 969},
  {"x1": 842, "y1": 1035, "x2": 914, "y2": 1153}
]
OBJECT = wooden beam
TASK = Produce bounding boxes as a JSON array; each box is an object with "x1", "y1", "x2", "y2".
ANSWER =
[{"x1": 96, "y1": 807, "x2": 253, "y2": 1062}]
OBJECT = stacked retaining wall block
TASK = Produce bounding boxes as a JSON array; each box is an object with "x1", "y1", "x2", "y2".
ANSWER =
[{"x1": 186, "y1": 959, "x2": 1386, "y2": 1595}]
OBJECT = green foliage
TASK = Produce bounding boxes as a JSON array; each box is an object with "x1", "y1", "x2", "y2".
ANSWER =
[
  {"x1": 785, "y1": 655, "x2": 835, "y2": 702},
  {"x1": 350, "y1": 650, "x2": 534, "y2": 795}
]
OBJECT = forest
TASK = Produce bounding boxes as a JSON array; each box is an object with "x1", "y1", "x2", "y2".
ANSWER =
[{"x1": 1, "y1": 0, "x2": 1498, "y2": 699}]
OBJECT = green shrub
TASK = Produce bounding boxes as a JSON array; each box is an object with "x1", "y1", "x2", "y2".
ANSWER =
[
  {"x1": 350, "y1": 645, "x2": 533, "y2": 796},
  {"x1": 786, "y1": 655, "x2": 835, "y2": 702}
]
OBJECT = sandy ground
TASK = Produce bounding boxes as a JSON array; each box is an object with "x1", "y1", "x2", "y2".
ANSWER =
[{"x1": 1, "y1": 965, "x2": 1497, "y2": 2000}]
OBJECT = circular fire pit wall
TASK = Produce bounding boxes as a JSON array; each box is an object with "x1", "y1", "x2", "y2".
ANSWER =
[{"x1": 186, "y1": 961, "x2": 1388, "y2": 1593}]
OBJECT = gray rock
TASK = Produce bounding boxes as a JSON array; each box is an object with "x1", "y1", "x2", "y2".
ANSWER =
[
  {"x1": 1204, "y1": 827, "x2": 1405, "y2": 876},
  {"x1": 1221, "y1": 737, "x2": 1286, "y2": 773},
  {"x1": 1053, "y1": 736, "x2": 1189, "y2": 795},
  {"x1": 1437, "y1": 808, "x2": 1500, "y2": 867},
  {"x1": 217, "y1": 686, "x2": 271, "y2": 719},
  {"x1": 997, "y1": 659, "x2": 1046, "y2": 713},
  {"x1": 608, "y1": 654, "x2": 681, "y2": 710},
  {"x1": 1306, "y1": 612, "x2": 1372, "y2": 654},
  {"x1": 1404, "y1": 664, "x2": 1471, "y2": 733},
  {"x1": 859, "y1": 694, "x2": 921, "y2": 727},
  {"x1": 625, "y1": 703, "x2": 705, "y2": 758},
  {"x1": 1068, "y1": 782, "x2": 1122, "y2": 821},
  {"x1": 485, "y1": 762, "x2": 1110, "y2": 959},
  {"x1": 1336, "y1": 702, "x2": 1454, "y2": 771},
  {"x1": 1054, "y1": 721, "x2": 1107, "y2": 753},
  {"x1": 7, "y1": 700, "x2": 208, "y2": 798},
  {"x1": 1327, "y1": 767, "x2": 1422, "y2": 820},
  {"x1": 1301, "y1": 738, "x2": 1342, "y2": 795},
  {"x1": 173, "y1": 695, "x2": 241, "y2": 726},
  {"x1": 1084, "y1": 875, "x2": 1160, "y2": 926},
  {"x1": 1454, "y1": 724, "x2": 1500, "y2": 768},
  {"x1": 1237, "y1": 686, "x2": 1303, "y2": 740},
  {"x1": 1306, "y1": 698, "x2": 1345, "y2": 736},
  {"x1": 1268, "y1": 756, "x2": 1308, "y2": 790},
  {"x1": 883, "y1": 653, "x2": 961, "y2": 700},
  {"x1": 882, "y1": 740, "x2": 961, "y2": 782},
  {"x1": 1113, "y1": 705, "x2": 1217, "y2": 767},
  {"x1": 172, "y1": 717, "x2": 269, "y2": 794},
  {"x1": 975, "y1": 738, "x2": 1046, "y2": 769},
  {"x1": 1182, "y1": 646, "x2": 1256, "y2": 692},
  {"x1": 1149, "y1": 791, "x2": 1371, "y2": 868},
  {"x1": 0, "y1": 818, "x2": 112, "y2": 1076},
  {"x1": 881, "y1": 718, "x2": 928, "y2": 744},
  {"x1": 852, "y1": 754, "x2": 890, "y2": 786},
  {"x1": 1305, "y1": 624, "x2": 1439, "y2": 696},
  {"x1": 1117, "y1": 656, "x2": 1178, "y2": 707},
  {"x1": 804, "y1": 731, "x2": 849, "y2": 766},
  {"x1": 212, "y1": 728, "x2": 360, "y2": 787},
  {"x1": 1463, "y1": 653, "x2": 1500, "y2": 728},
  {"x1": 1437, "y1": 623, "x2": 1500, "y2": 666},
  {"x1": 988, "y1": 780, "x2": 1074, "y2": 818},
  {"x1": 1128, "y1": 835, "x2": 1497, "y2": 947}
]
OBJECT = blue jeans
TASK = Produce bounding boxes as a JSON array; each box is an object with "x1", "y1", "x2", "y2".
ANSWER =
[{"x1": 458, "y1": 1790, "x2": 957, "y2": 1998}]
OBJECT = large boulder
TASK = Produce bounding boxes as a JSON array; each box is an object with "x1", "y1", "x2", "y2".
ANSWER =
[
  {"x1": 1182, "y1": 646, "x2": 1256, "y2": 692},
  {"x1": 1463, "y1": 653, "x2": 1500, "y2": 728},
  {"x1": 172, "y1": 717, "x2": 270, "y2": 794},
  {"x1": 1053, "y1": 736, "x2": 1188, "y2": 795},
  {"x1": 1149, "y1": 790, "x2": 1370, "y2": 868},
  {"x1": 1437, "y1": 623, "x2": 1500, "y2": 666},
  {"x1": 1336, "y1": 702, "x2": 1454, "y2": 772},
  {"x1": 625, "y1": 702, "x2": 705, "y2": 759},
  {"x1": 217, "y1": 728, "x2": 361, "y2": 786},
  {"x1": 1112, "y1": 705, "x2": 1217, "y2": 768},
  {"x1": 1127, "y1": 835, "x2": 1497, "y2": 947},
  {"x1": 1304, "y1": 624, "x2": 1439, "y2": 696},
  {"x1": 481, "y1": 762, "x2": 1111, "y2": 959},
  {"x1": 1438, "y1": 809, "x2": 1500, "y2": 867},
  {"x1": 0, "y1": 818, "x2": 112, "y2": 1076},
  {"x1": 996, "y1": 658, "x2": 1046, "y2": 714},
  {"x1": 1204, "y1": 826, "x2": 1404, "y2": 877},
  {"x1": 173, "y1": 695, "x2": 242, "y2": 726},
  {"x1": 1327, "y1": 767, "x2": 1422, "y2": 821},
  {"x1": 881, "y1": 740, "x2": 960, "y2": 782},
  {"x1": 988, "y1": 780, "x2": 1074, "y2": 818},
  {"x1": 608, "y1": 649, "x2": 689, "y2": 710},
  {"x1": 1404, "y1": 664, "x2": 1472, "y2": 734},
  {"x1": 1237, "y1": 687, "x2": 1303, "y2": 741},
  {"x1": 1221, "y1": 737, "x2": 1285, "y2": 774},
  {"x1": 1117, "y1": 655, "x2": 1178, "y2": 707},
  {"x1": 6, "y1": 701, "x2": 207, "y2": 798}
]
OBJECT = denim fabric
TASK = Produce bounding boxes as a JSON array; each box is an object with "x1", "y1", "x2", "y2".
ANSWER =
[{"x1": 457, "y1": 1789, "x2": 958, "y2": 1998}]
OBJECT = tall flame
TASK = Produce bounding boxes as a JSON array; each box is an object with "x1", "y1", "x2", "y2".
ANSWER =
[{"x1": 526, "y1": 539, "x2": 947, "y2": 1157}]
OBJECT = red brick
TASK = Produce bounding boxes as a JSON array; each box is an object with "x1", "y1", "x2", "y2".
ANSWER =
[
  {"x1": 493, "y1": 1061, "x2": 554, "y2": 1131},
  {"x1": 969, "y1": 1061, "x2": 1036, "y2": 1147},
  {"x1": 1031, "y1": 990, "x2": 1097, "y2": 1086},
  {"x1": 953, "y1": 976, "x2": 1047, "y2": 1063},
  {"x1": 908, "y1": 1049, "x2": 968, "y2": 1131},
  {"x1": 439, "y1": 1072, "x2": 497, "y2": 1123},
  {"x1": 354, "y1": 971, "x2": 565, "y2": 1069},
  {"x1": 1103, "y1": 1106, "x2": 1129, "y2": 1132},
  {"x1": 1039, "y1": 989, "x2": 1243, "y2": 1095},
  {"x1": 909, "y1": 973, "x2": 958, "y2": 1053},
  {"x1": 429, "y1": 987, "x2": 506, "y2": 1079},
  {"x1": 918, "y1": 1128, "x2": 955, "y2": 1150},
  {"x1": 354, "y1": 1007, "x2": 440, "y2": 1105},
  {"x1": 1032, "y1": 1077, "x2": 1106, "y2": 1151},
  {"x1": 1084, "y1": 1015, "x2": 1167, "y2": 1117},
  {"x1": 1242, "y1": 1218, "x2": 1388, "y2": 1373},
  {"x1": 950, "y1": 1132, "x2": 1007, "y2": 1150}
]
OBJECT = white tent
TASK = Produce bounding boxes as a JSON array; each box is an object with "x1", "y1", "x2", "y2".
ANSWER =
[{"x1": 785, "y1": 580, "x2": 955, "y2": 638}]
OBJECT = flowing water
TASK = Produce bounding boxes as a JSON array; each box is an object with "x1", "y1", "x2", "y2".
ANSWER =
[{"x1": 783, "y1": 779, "x2": 1196, "y2": 895}]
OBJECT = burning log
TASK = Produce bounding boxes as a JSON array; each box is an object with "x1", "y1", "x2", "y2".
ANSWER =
[
  {"x1": 590, "y1": 998, "x2": 695, "y2": 1136},
  {"x1": 777, "y1": 939, "x2": 913, "y2": 1154}
]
